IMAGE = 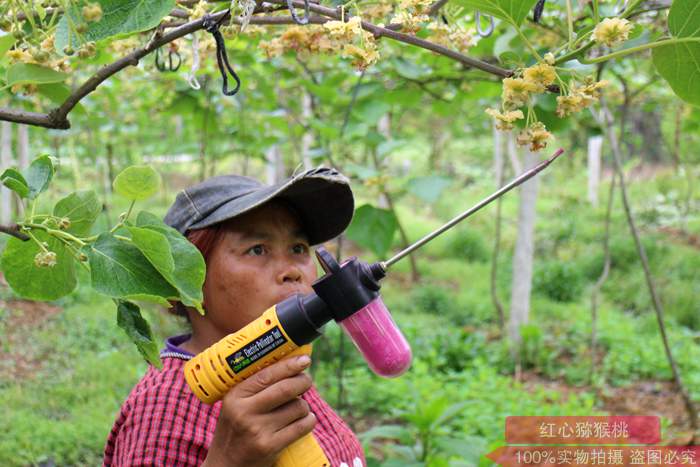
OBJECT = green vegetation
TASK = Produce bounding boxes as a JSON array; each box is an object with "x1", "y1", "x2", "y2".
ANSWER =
[{"x1": 2, "y1": 167, "x2": 698, "y2": 465}]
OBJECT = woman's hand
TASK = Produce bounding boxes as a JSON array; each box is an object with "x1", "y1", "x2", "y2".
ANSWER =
[{"x1": 202, "y1": 355, "x2": 316, "y2": 467}]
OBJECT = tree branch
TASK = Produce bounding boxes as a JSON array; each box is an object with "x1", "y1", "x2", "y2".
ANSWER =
[
  {"x1": 0, "y1": 224, "x2": 30, "y2": 241},
  {"x1": 428, "y1": 0, "x2": 450, "y2": 16},
  {"x1": 0, "y1": 3, "x2": 512, "y2": 129},
  {"x1": 274, "y1": 0, "x2": 511, "y2": 77}
]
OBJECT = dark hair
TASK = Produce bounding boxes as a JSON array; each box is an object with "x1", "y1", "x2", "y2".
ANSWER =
[{"x1": 169, "y1": 224, "x2": 224, "y2": 320}]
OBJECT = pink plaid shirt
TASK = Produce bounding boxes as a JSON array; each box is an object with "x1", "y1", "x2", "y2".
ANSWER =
[{"x1": 103, "y1": 345, "x2": 365, "y2": 466}]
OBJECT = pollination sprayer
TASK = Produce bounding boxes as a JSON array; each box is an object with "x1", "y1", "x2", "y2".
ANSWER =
[{"x1": 184, "y1": 148, "x2": 565, "y2": 466}]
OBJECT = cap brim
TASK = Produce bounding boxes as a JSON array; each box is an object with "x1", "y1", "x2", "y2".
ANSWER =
[{"x1": 186, "y1": 168, "x2": 354, "y2": 245}]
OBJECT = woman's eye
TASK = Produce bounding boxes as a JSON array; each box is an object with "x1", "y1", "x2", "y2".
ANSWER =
[
  {"x1": 292, "y1": 244, "x2": 308, "y2": 254},
  {"x1": 247, "y1": 245, "x2": 266, "y2": 256}
]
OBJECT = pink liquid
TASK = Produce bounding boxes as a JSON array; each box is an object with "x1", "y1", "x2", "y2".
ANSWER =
[{"x1": 339, "y1": 297, "x2": 412, "y2": 377}]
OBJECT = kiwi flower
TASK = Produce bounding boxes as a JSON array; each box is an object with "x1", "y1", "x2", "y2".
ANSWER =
[
  {"x1": 593, "y1": 18, "x2": 632, "y2": 47},
  {"x1": 502, "y1": 77, "x2": 539, "y2": 108},
  {"x1": 517, "y1": 122, "x2": 553, "y2": 152},
  {"x1": 523, "y1": 63, "x2": 557, "y2": 92},
  {"x1": 485, "y1": 108, "x2": 525, "y2": 130}
]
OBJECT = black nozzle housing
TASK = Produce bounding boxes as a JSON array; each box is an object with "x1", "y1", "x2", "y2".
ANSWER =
[
  {"x1": 310, "y1": 247, "x2": 385, "y2": 322},
  {"x1": 275, "y1": 247, "x2": 387, "y2": 345}
]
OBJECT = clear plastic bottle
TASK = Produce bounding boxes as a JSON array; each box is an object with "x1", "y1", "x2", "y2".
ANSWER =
[{"x1": 338, "y1": 296, "x2": 412, "y2": 377}]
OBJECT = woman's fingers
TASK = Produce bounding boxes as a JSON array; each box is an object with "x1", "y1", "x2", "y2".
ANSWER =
[
  {"x1": 263, "y1": 397, "x2": 312, "y2": 430},
  {"x1": 250, "y1": 372, "x2": 313, "y2": 412},
  {"x1": 270, "y1": 412, "x2": 317, "y2": 448},
  {"x1": 235, "y1": 355, "x2": 311, "y2": 398}
]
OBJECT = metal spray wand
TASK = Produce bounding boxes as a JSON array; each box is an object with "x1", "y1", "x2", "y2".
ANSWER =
[{"x1": 379, "y1": 147, "x2": 565, "y2": 271}]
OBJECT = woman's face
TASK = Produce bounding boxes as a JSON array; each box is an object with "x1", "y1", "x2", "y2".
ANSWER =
[{"x1": 194, "y1": 201, "x2": 318, "y2": 342}]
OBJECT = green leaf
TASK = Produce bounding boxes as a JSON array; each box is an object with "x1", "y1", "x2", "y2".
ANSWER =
[
  {"x1": 5, "y1": 63, "x2": 68, "y2": 87},
  {"x1": 1, "y1": 231, "x2": 77, "y2": 301},
  {"x1": 345, "y1": 204, "x2": 398, "y2": 258},
  {"x1": 127, "y1": 214, "x2": 204, "y2": 313},
  {"x1": 116, "y1": 300, "x2": 162, "y2": 369},
  {"x1": 86, "y1": 233, "x2": 178, "y2": 305},
  {"x1": 0, "y1": 168, "x2": 29, "y2": 198},
  {"x1": 433, "y1": 435, "x2": 488, "y2": 463},
  {"x1": 406, "y1": 176, "x2": 453, "y2": 204},
  {"x1": 354, "y1": 100, "x2": 392, "y2": 127},
  {"x1": 432, "y1": 400, "x2": 470, "y2": 427},
  {"x1": 0, "y1": 35, "x2": 16, "y2": 60},
  {"x1": 53, "y1": 190, "x2": 101, "y2": 237},
  {"x1": 652, "y1": 0, "x2": 700, "y2": 106},
  {"x1": 56, "y1": 0, "x2": 177, "y2": 50},
  {"x1": 24, "y1": 155, "x2": 55, "y2": 199},
  {"x1": 344, "y1": 163, "x2": 378, "y2": 181},
  {"x1": 358, "y1": 424, "x2": 415, "y2": 445},
  {"x1": 377, "y1": 139, "x2": 407, "y2": 158},
  {"x1": 453, "y1": 0, "x2": 539, "y2": 26},
  {"x1": 668, "y1": 0, "x2": 700, "y2": 37},
  {"x1": 113, "y1": 165, "x2": 161, "y2": 200},
  {"x1": 498, "y1": 51, "x2": 523, "y2": 67},
  {"x1": 392, "y1": 57, "x2": 431, "y2": 80},
  {"x1": 36, "y1": 83, "x2": 86, "y2": 115},
  {"x1": 134, "y1": 212, "x2": 205, "y2": 312}
]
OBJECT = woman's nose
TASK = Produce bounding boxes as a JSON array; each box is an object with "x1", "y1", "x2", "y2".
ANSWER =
[{"x1": 277, "y1": 262, "x2": 303, "y2": 284}]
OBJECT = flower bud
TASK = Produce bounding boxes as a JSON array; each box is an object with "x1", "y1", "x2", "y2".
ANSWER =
[
  {"x1": 34, "y1": 251, "x2": 58, "y2": 268},
  {"x1": 82, "y1": 3, "x2": 103, "y2": 22}
]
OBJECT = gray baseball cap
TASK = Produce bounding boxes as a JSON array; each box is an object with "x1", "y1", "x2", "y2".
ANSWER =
[{"x1": 163, "y1": 167, "x2": 355, "y2": 245}]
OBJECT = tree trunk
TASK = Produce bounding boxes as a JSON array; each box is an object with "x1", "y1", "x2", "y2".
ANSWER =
[
  {"x1": 106, "y1": 143, "x2": 115, "y2": 190},
  {"x1": 1, "y1": 122, "x2": 13, "y2": 225},
  {"x1": 265, "y1": 145, "x2": 285, "y2": 184},
  {"x1": 376, "y1": 115, "x2": 392, "y2": 209},
  {"x1": 199, "y1": 114, "x2": 209, "y2": 182},
  {"x1": 509, "y1": 146, "x2": 539, "y2": 357},
  {"x1": 17, "y1": 124, "x2": 29, "y2": 170},
  {"x1": 301, "y1": 93, "x2": 314, "y2": 170},
  {"x1": 427, "y1": 118, "x2": 449, "y2": 171},
  {"x1": 507, "y1": 132, "x2": 523, "y2": 175},
  {"x1": 590, "y1": 174, "x2": 616, "y2": 381},
  {"x1": 491, "y1": 123, "x2": 506, "y2": 330},
  {"x1": 68, "y1": 137, "x2": 80, "y2": 192},
  {"x1": 672, "y1": 108, "x2": 682, "y2": 169},
  {"x1": 375, "y1": 115, "x2": 420, "y2": 281},
  {"x1": 587, "y1": 135, "x2": 603, "y2": 207},
  {"x1": 632, "y1": 108, "x2": 664, "y2": 163}
]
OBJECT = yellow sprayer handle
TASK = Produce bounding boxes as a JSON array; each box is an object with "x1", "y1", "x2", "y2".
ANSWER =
[
  {"x1": 275, "y1": 434, "x2": 330, "y2": 467},
  {"x1": 183, "y1": 305, "x2": 330, "y2": 467}
]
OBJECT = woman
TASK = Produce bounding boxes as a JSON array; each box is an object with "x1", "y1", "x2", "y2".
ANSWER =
[{"x1": 103, "y1": 168, "x2": 365, "y2": 467}]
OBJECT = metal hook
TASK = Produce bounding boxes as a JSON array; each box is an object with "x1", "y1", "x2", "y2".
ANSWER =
[
  {"x1": 169, "y1": 50, "x2": 182, "y2": 72},
  {"x1": 287, "y1": 0, "x2": 310, "y2": 25},
  {"x1": 475, "y1": 10, "x2": 494, "y2": 37},
  {"x1": 155, "y1": 46, "x2": 181, "y2": 72},
  {"x1": 187, "y1": 33, "x2": 201, "y2": 90}
]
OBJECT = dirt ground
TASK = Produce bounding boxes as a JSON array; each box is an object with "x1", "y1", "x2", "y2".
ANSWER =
[{"x1": 520, "y1": 370, "x2": 697, "y2": 445}]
